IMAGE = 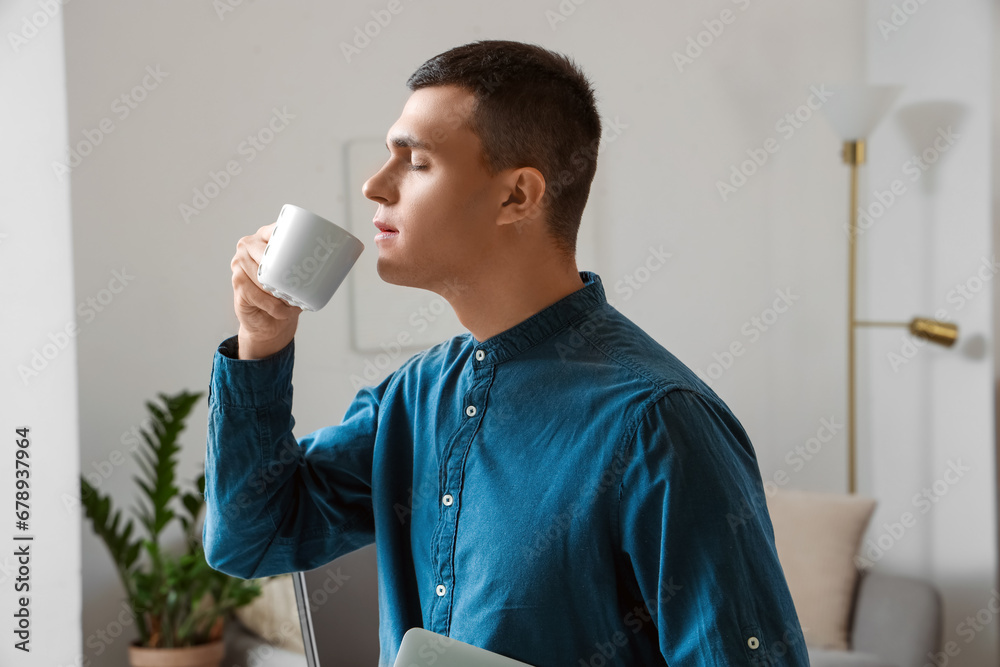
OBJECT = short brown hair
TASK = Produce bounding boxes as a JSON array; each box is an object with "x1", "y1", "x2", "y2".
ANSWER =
[{"x1": 406, "y1": 40, "x2": 602, "y2": 260}]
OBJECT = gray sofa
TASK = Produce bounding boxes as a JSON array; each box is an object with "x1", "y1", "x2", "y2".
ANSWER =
[
  {"x1": 222, "y1": 569, "x2": 942, "y2": 667},
  {"x1": 808, "y1": 570, "x2": 942, "y2": 667}
]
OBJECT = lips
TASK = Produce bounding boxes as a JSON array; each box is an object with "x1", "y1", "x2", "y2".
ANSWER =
[{"x1": 373, "y1": 220, "x2": 397, "y2": 233}]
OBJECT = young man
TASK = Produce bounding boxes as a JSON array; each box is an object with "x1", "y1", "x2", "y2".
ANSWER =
[{"x1": 203, "y1": 40, "x2": 808, "y2": 666}]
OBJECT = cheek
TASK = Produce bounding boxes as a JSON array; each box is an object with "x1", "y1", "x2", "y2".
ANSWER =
[
  {"x1": 406, "y1": 174, "x2": 464, "y2": 224},
  {"x1": 400, "y1": 168, "x2": 493, "y2": 239}
]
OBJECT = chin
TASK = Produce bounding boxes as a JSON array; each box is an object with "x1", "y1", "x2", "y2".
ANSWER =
[{"x1": 375, "y1": 258, "x2": 417, "y2": 289}]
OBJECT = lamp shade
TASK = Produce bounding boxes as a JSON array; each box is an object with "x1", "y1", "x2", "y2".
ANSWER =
[{"x1": 819, "y1": 84, "x2": 903, "y2": 140}]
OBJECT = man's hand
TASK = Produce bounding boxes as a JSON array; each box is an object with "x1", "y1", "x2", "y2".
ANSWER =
[{"x1": 231, "y1": 222, "x2": 302, "y2": 360}]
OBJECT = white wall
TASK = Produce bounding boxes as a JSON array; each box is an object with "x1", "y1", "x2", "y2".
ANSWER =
[
  {"x1": 995, "y1": 3, "x2": 1000, "y2": 644},
  {"x1": 0, "y1": 1, "x2": 81, "y2": 666},
  {"x1": 54, "y1": 0, "x2": 995, "y2": 665},
  {"x1": 863, "y1": 1, "x2": 998, "y2": 665}
]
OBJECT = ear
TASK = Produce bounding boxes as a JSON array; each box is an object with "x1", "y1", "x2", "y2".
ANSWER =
[{"x1": 496, "y1": 166, "x2": 547, "y2": 230}]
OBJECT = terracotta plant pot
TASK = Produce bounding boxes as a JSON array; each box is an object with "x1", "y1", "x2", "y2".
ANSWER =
[{"x1": 127, "y1": 639, "x2": 225, "y2": 667}]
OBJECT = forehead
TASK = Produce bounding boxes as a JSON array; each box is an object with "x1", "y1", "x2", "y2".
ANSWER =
[{"x1": 385, "y1": 85, "x2": 478, "y2": 154}]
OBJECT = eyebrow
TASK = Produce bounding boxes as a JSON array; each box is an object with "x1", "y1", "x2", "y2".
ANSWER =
[{"x1": 386, "y1": 133, "x2": 432, "y2": 153}]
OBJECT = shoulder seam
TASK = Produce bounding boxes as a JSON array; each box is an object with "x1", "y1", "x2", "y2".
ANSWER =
[
  {"x1": 573, "y1": 307, "x2": 688, "y2": 395},
  {"x1": 612, "y1": 387, "x2": 672, "y2": 553}
]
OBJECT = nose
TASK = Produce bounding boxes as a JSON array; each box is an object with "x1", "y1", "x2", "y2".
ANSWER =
[{"x1": 362, "y1": 160, "x2": 394, "y2": 204}]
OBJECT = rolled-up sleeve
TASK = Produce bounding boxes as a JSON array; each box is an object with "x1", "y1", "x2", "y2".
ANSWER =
[
  {"x1": 202, "y1": 335, "x2": 392, "y2": 579},
  {"x1": 617, "y1": 388, "x2": 809, "y2": 665}
]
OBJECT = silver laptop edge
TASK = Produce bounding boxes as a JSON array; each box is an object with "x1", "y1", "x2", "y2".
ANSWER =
[{"x1": 292, "y1": 570, "x2": 322, "y2": 667}]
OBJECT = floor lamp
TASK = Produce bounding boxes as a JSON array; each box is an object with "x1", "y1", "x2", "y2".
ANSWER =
[{"x1": 819, "y1": 84, "x2": 959, "y2": 494}]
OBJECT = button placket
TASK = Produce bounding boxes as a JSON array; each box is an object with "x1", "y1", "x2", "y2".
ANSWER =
[{"x1": 430, "y1": 348, "x2": 492, "y2": 633}]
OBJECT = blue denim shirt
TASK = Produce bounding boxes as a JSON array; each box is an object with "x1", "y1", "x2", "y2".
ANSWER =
[{"x1": 203, "y1": 270, "x2": 808, "y2": 666}]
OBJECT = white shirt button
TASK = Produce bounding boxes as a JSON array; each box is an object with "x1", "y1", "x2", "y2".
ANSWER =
[
  {"x1": 475, "y1": 349, "x2": 485, "y2": 361},
  {"x1": 747, "y1": 636, "x2": 760, "y2": 649},
  {"x1": 436, "y1": 584, "x2": 447, "y2": 596},
  {"x1": 465, "y1": 405, "x2": 477, "y2": 417},
  {"x1": 442, "y1": 494, "x2": 454, "y2": 506}
]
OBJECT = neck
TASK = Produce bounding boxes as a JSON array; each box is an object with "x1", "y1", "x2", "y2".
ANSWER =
[{"x1": 441, "y1": 258, "x2": 585, "y2": 344}]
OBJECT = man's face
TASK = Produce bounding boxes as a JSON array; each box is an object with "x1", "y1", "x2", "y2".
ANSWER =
[{"x1": 362, "y1": 85, "x2": 506, "y2": 293}]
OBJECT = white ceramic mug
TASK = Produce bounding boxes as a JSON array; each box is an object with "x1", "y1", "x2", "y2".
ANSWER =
[{"x1": 256, "y1": 204, "x2": 365, "y2": 311}]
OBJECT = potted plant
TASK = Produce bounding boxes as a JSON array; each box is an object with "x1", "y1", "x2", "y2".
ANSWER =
[{"x1": 80, "y1": 389, "x2": 262, "y2": 667}]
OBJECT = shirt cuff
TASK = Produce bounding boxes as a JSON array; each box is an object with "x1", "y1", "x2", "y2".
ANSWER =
[{"x1": 209, "y1": 334, "x2": 294, "y2": 408}]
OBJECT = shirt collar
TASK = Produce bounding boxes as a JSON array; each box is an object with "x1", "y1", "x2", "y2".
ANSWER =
[{"x1": 469, "y1": 270, "x2": 606, "y2": 365}]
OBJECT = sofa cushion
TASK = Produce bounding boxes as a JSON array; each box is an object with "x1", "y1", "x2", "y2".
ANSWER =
[
  {"x1": 223, "y1": 618, "x2": 307, "y2": 667},
  {"x1": 233, "y1": 573, "x2": 305, "y2": 654},
  {"x1": 766, "y1": 489, "x2": 877, "y2": 651}
]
